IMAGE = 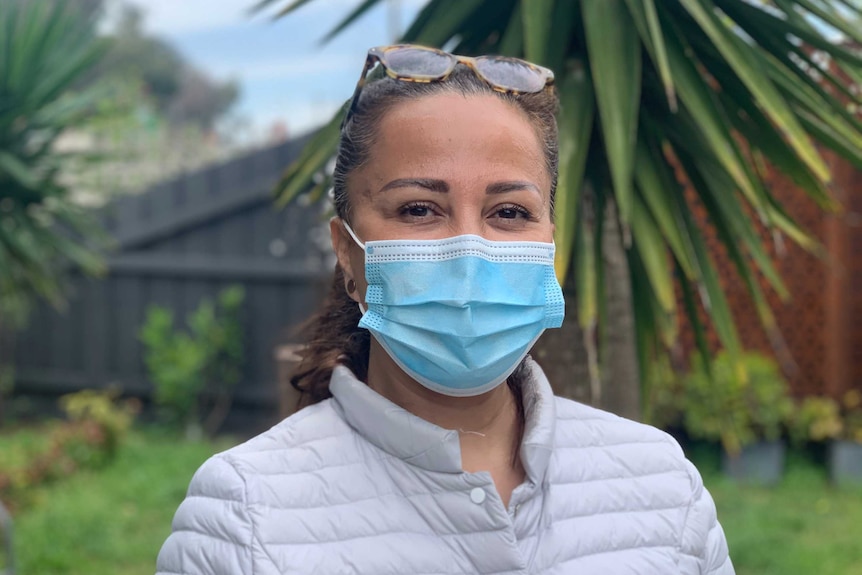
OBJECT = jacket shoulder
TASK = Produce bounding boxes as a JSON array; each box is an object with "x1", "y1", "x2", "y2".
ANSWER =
[
  {"x1": 156, "y1": 400, "x2": 355, "y2": 574},
  {"x1": 550, "y1": 395, "x2": 690, "y2": 490},
  {"x1": 549, "y1": 396, "x2": 734, "y2": 574},
  {"x1": 227, "y1": 399, "x2": 344, "y2": 450},
  {"x1": 553, "y1": 395, "x2": 683, "y2": 454}
]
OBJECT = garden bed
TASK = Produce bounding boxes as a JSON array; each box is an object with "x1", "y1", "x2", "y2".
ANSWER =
[{"x1": 8, "y1": 426, "x2": 235, "y2": 575}]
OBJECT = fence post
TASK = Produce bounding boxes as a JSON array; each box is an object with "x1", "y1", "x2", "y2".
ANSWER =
[
  {"x1": 0, "y1": 500, "x2": 13, "y2": 575},
  {"x1": 274, "y1": 344, "x2": 305, "y2": 419}
]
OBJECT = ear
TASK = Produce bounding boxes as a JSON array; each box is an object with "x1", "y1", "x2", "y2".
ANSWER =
[{"x1": 330, "y1": 217, "x2": 361, "y2": 303}]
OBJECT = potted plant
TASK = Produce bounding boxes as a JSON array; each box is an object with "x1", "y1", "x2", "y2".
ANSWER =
[
  {"x1": 831, "y1": 390, "x2": 862, "y2": 486},
  {"x1": 680, "y1": 352, "x2": 794, "y2": 485},
  {"x1": 792, "y1": 392, "x2": 862, "y2": 486}
]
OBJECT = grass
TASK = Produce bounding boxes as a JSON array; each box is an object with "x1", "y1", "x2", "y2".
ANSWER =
[
  {"x1": 0, "y1": 422, "x2": 58, "y2": 470},
  {"x1": 689, "y1": 444, "x2": 862, "y2": 575},
  {"x1": 8, "y1": 426, "x2": 236, "y2": 575},
  {"x1": 2, "y1": 426, "x2": 862, "y2": 574}
]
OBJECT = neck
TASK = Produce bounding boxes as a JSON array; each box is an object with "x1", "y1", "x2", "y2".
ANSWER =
[{"x1": 366, "y1": 339, "x2": 523, "y2": 470}]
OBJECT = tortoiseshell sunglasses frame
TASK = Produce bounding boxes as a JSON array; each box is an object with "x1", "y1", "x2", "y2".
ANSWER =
[{"x1": 340, "y1": 44, "x2": 555, "y2": 129}]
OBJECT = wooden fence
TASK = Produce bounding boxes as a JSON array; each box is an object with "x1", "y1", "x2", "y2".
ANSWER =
[{"x1": 8, "y1": 135, "x2": 332, "y2": 412}]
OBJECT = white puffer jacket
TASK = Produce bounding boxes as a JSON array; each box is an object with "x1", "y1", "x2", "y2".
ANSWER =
[{"x1": 156, "y1": 359, "x2": 734, "y2": 574}]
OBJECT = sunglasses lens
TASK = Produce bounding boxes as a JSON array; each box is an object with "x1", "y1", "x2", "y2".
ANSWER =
[
  {"x1": 475, "y1": 58, "x2": 548, "y2": 92},
  {"x1": 385, "y1": 47, "x2": 452, "y2": 79}
]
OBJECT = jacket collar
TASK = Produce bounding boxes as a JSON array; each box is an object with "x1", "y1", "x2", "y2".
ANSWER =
[{"x1": 329, "y1": 358, "x2": 556, "y2": 483}]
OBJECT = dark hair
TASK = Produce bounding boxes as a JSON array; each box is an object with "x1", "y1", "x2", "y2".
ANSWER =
[{"x1": 290, "y1": 65, "x2": 559, "y2": 412}]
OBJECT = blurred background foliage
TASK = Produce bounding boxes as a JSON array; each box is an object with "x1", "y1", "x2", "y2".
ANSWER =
[
  {"x1": 0, "y1": 0, "x2": 109, "y2": 322},
  {"x1": 261, "y1": 0, "x2": 862, "y2": 418},
  {"x1": 65, "y1": 1, "x2": 241, "y2": 205},
  {"x1": 0, "y1": 0, "x2": 243, "y2": 327},
  {"x1": 139, "y1": 286, "x2": 246, "y2": 439}
]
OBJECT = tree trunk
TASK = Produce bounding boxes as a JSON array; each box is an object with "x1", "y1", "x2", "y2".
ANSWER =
[
  {"x1": 532, "y1": 197, "x2": 641, "y2": 422},
  {"x1": 599, "y1": 198, "x2": 641, "y2": 421},
  {"x1": 532, "y1": 280, "x2": 592, "y2": 405},
  {"x1": 0, "y1": 313, "x2": 16, "y2": 427}
]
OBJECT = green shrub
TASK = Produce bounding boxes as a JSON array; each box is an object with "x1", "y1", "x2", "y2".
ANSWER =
[
  {"x1": 643, "y1": 355, "x2": 685, "y2": 432},
  {"x1": 682, "y1": 352, "x2": 794, "y2": 455},
  {"x1": 647, "y1": 351, "x2": 795, "y2": 455},
  {"x1": 840, "y1": 390, "x2": 862, "y2": 444},
  {"x1": 59, "y1": 388, "x2": 140, "y2": 459},
  {"x1": 139, "y1": 286, "x2": 244, "y2": 437},
  {"x1": 789, "y1": 396, "x2": 843, "y2": 446},
  {"x1": 0, "y1": 389, "x2": 138, "y2": 510},
  {"x1": 788, "y1": 391, "x2": 862, "y2": 446}
]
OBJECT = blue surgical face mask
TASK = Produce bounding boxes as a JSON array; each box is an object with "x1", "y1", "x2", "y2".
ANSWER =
[{"x1": 343, "y1": 222, "x2": 565, "y2": 397}]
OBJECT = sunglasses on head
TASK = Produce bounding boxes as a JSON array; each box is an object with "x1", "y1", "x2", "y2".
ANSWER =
[{"x1": 341, "y1": 44, "x2": 555, "y2": 129}]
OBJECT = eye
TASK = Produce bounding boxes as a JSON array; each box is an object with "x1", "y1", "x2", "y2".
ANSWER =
[
  {"x1": 399, "y1": 201, "x2": 436, "y2": 219},
  {"x1": 494, "y1": 204, "x2": 533, "y2": 220}
]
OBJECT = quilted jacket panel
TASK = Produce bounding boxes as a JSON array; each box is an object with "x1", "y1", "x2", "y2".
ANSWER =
[{"x1": 156, "y1": 360, "x2": 733, "y2": 574}]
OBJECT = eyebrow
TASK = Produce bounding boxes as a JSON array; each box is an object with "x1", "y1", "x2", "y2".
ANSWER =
[
  {"x1": 379, "y1": 178, "x2": 449, "y2": 194},
  {"x1": 378, "y1": 178, "x2": 540, "y2": 196},
  {"x1": 486, "y1": 181, "x2": 541, "y2": 195}
]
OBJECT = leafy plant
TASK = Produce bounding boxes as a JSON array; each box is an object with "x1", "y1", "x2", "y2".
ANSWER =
[
  {"x1": 139, "y1": 286, "x2": 245, "y2": 437},
  {"x1": 789, "y1": 395, "x2": 843, "y2": 445},
  {"x1": 790, "y1": 390, "x2": 862, "y2": 445},
  {"x1": 839, "y1": 389, "x2": 862, "y2": 444},
  {"x1": 680, "y1": 352, "x2": 794, "y2": 455},
  {"x1": 255, "y1": 0, "x2": 862, "y2": 398},
  {"x1": 0, "y1": 386, "x2": 140, "y2": 510},
  {"x1": 59, "y1": 388, "x2": 140, "y2": 458},
  {"x1": 0, "y1": 0, "x2": 109, "y2": 308},
  {"x1": 642, "y1": 354, "x2": 685, "y2": 431}
]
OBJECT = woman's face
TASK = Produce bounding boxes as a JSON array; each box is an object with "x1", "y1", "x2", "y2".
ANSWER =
[{"x1": 332, "y1": 92, "x2": 554, "y2": 298}]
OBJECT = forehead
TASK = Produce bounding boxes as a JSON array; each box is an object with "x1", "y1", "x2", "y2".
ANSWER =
[{"x1": 350, "y1": 92, "x2": 550, "y2": 198}]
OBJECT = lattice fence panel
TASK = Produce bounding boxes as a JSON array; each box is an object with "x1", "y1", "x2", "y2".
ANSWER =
[{"x1": 675, "y1": 153, "x2": 858, "y2": 398}]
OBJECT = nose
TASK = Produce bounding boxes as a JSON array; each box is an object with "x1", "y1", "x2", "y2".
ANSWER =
[{"x1": 447, "y1": 209, "x2": 488, "y2": 239}]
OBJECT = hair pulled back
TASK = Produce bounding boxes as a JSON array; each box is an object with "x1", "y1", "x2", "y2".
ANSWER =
[{"x1": 290, "y1": 64, "x2": 560, "y2": 409}]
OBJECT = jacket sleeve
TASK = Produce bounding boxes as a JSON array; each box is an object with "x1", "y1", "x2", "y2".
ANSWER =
[
  {"x1": 156, "y1": 455, "x2": 254, "y2": 575},
  {"x1": 678, "y1": 459, "x2": 735, "y2": 575}
]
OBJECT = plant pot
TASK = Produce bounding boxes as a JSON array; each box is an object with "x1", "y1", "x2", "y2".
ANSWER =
[
  {"x1": 829, "y1": 440, "x2": 862, "y2": 486},
  {"x1": 722, "y1": 440, "x2": 786, "y2": 486}
]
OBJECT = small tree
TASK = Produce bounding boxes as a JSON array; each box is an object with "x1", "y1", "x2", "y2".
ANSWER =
[
  {"x1": 0, "y1": 1, "x2": 110, "y2": 417},
  {"x1": 0, "y1": 1, "x2": 108, "y2": 307},
  {"x1": 140, "y1": 286, "x2": 245, "y2": 438}
]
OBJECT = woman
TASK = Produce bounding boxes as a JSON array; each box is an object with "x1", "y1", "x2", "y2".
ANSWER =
[{"x1": 156, "y1": 45, "x2": 733, "y2": 575}]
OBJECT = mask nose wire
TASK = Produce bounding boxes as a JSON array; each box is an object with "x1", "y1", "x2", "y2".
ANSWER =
[{"x1": 341, "y1": 220, "x2": 366, "y2": 250}]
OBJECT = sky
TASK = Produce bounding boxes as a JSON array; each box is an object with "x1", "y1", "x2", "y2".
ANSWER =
[
  {"x1": 108, "y1": 0, "x2": 848, "y2": 144},
  {"x1": 116, "y1": 0, "x2": 426, "y2": 141}
]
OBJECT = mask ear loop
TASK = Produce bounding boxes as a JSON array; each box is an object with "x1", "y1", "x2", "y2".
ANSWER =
[
  {"x1": 336, "y1": 218, "x2": 369, "y2": 315},
  {"x1": 340, "y1": 219, "x2": 366, "y2": 250}
]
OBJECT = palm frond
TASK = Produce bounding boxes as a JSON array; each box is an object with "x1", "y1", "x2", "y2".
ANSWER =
[
  {"x1": 266, "y1": 0, "x2": 862, "y2": 389},
  {"x1": 0, "y1": 1, "x2": 107, "y2": 307}
]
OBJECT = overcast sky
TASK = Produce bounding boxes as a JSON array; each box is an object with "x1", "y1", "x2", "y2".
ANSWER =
[{"x1": 117, "y1": 0, "x2": 426, "y2": 140}]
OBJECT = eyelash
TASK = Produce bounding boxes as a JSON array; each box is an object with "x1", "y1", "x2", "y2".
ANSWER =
[
  {"x1": 399, "y1": 201, "x2": 436, "y2": 218},
  {"x1": 496, "y1": 203, "x2": 535, "y2": 221},
  {"x1": 398, "y1": 202, "x2": 536, "y2": 221}
]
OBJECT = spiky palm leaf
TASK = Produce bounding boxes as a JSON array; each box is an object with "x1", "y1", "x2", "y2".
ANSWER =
[
  {"x1": 0, "y1": 1, "x2": 108, "y2": 310},
  {"x1": 261, "y1": 0, "x2": 862, "y2": 383}
]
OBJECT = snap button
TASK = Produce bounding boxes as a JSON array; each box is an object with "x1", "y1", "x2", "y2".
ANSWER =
[{"x1": 470, "y1": 487, "x2": 486, "y2": 504}]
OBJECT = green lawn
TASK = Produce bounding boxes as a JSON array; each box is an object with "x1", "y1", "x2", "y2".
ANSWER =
[
  {"x1": 0, "y1": 423, "x2": 58, "y2": 470},
  {"x1": 9, "y1": 426, "x2": 236, "y2": 575},
  {"x1": 690, "y1": 448, "x2": 862, "y2": 575},
  {"x1": 4, "y1": 427, "x2": 862, "y2": 574}
]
